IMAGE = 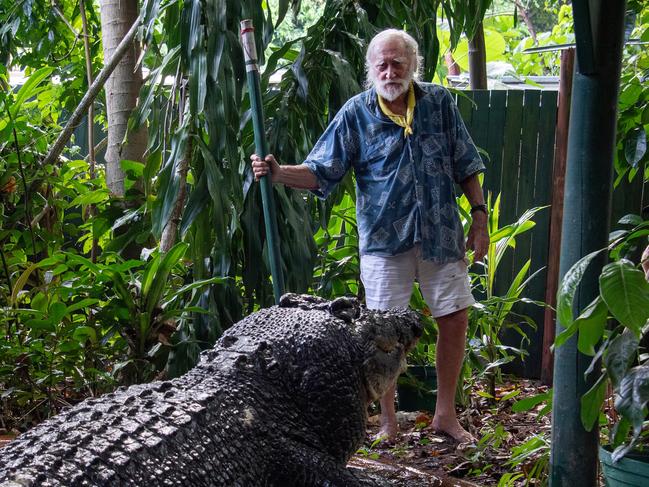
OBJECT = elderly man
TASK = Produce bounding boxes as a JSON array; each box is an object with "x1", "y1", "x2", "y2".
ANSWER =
[{"x1": 251, "y1": 29, "x2": 488, "y2": 443}]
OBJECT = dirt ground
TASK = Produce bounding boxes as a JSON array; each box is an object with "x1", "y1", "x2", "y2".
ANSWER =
[{"x1": 351, "y1": 378, "x2": 552, "y2": 486}]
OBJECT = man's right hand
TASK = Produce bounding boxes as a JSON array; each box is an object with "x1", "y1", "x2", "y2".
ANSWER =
[{"x1": 250, "y1": 153, "x2": 281, "y2": 183}]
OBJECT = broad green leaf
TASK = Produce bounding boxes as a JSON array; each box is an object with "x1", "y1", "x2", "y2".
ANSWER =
[
  {"x1": 144, "y1": 242, "x2": 189, "y2": 316},
  {"x1": 162, "y1": 276, "x2": 229, "y2": 308},
  {"x1": 189, "y1": 48, "x2": 207, "y2": 115},
  {"x1": 575, "y1": 296, "x2": 609, "y2": 356},
  {"x1": 179, "y1": 172, "x2": 208, "y2": 237},
  {"x1": 72, "y1": 326, "x2": 98, "y2": 344},
  {"x1": 500, "y1": 389, "x2": 521, "y2": 401},
  {"x1": 31, "y1": 293, "x2": 48, "y2": 313},
  {"x1": 26, "y1": 318, "x2": 55, "y2": 332},
  {"x1": 141, "y1": 0, "x2": 162, "y2": 42},
  {"x1": 69, "y1": 189, "x2": 110, "y2": 207},
  {"x1": 553, "y1": 319, "x2": 579, "y2": 349},
  {"x1": 62, "y1": 252, "x2": 101, "y2": 273},
  {"x1": 206, "y1": 24, "x2": 225, "y2": 82},
  {"x1": 556, "y1": 249, "x2": 604, "y2": 330},
  {"x1": 49, "y1": 302, "x2": 68, "y2": 323},
  {"x1": 66, "y1": 299, "x2": 100, "y2": 315},
  {"x1": 11, "y1": 263, "x2": 40, "y2": 305},
  {"x1": 130, "y1": 48, "x2": 180, "y2": 132},
  {"x1": 611, "y1": 416, "x2": 631, "y2": 449},
  {"x1": 140, "y1": 253, "x2": 162, "y2": 299},
  {"x1": 512, "y1": 389, "x2": 552, "y2": 413},
  {"x1": 120, "y1": 160, "x2": 145, "y2": 177},
  {"x1": 599, "y1": 259, "x2": 649, "y2": 334},
  {"x1": 274, "y1": 0, "x2": 290, "y2": 27},
  {"x1": 11, "y1": 67, "x2": 53, "y2": 117},
  {"x1": 476, "y1": 390, "x2": 495, "y2": 399},
  {"x1": 604, "y1": 330, "x2": 639, "y2": 389},
  {"x1": 182, "y1": 0, "x2": 202, "y2": 58},
  {"x1": 581, "y1": 373, "x2": 608, "y2": 431},
  {"x1": 155, "y1": 127, "x2": 188, "y2": 237},
  {"x1": 617, "y1": 213, "x2": 643, "y2": 226},
  {"x1": 108, "y1": 271, "x2": 138, "y2": 316},
  {"x1": 624, "y1": 127, "x2": 647, "y2": 167},
  {"x1": 612, "y1": 365, "x2": 649, "y2": 461}
]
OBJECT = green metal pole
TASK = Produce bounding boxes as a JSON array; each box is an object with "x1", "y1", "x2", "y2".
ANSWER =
[
  {"x1": 550, "y1": 2, "x2": 626, "y2": 485},
  {"x1": 240, "y1": 19, "x2": 285, "y2": 304}
]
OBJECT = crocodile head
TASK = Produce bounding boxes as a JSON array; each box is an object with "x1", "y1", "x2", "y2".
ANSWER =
[
  {"x1": 278, "y1": 294, "x2": 423, "y2": 404},
  {"x1": 353, "y1": 307, "x2": 423, "y2": 402}
]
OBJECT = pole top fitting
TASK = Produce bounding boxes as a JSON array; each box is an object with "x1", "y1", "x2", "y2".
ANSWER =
[
  {"x1": 240, "y1": 19, "x2": 258, "y2": 67},
  {"x1": 240, "y1": 19, "x2": 254, "y2": 34}
]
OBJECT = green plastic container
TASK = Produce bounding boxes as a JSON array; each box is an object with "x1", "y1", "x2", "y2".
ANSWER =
[
  {"x1": 600, "y1": 445, "x2": 649, "y2": 486},
  {"x1": 397, "y1": 365, "x2": 437, "y2": 412}
]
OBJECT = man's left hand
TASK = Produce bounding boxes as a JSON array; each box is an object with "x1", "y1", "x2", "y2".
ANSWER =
[{"x1": 467, "y1": 211, "x2": 489, "y2": 263}]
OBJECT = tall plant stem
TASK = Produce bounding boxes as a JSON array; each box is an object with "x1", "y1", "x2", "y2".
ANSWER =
[
  {"x1": 7, "y1": 114, "x2": 37, "y2": 257},
  {"x1": 79, "y1": 0, "x2": 96, "y2": 171},
  {"x1": 79, "y1": 0, "x2": 100, "y2": 262},
  {"x1": 0, "y1": 245, "x2": 13, "y2": 337},
  {"x1": 41, "y1": 15, "x2": 141, "y2": 169}
]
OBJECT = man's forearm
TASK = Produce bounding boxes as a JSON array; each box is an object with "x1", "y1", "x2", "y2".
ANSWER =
[
  {"x1": 459, "y1": 173, "x2": 485, "y2": 207},
  {"x1": 276, "y1": 164, "x2": 319, "y2": 190}
]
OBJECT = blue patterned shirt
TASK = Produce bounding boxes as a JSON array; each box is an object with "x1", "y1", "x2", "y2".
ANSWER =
[{"x1": 303, "y1": 83, "x2": 484, "y2": 263}]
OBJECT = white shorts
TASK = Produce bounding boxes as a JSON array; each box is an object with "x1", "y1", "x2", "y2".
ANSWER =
[{"x1": 360, "y1": 246, "x2": 475, "y2": 317}]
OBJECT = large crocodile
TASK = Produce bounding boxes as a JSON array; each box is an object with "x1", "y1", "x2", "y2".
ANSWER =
[{"x1": 0, "y1": 294, "x2": 422, "y2": 486}]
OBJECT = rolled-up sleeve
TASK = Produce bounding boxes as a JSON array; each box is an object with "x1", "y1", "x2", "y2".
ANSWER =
[{"x1": 303, "y1": 111, "x2": 357, "y2": 199}]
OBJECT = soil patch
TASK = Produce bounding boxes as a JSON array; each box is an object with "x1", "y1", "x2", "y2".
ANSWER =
[{"x1": 352, "y1": 378, "x2": 552, "y2": 486}]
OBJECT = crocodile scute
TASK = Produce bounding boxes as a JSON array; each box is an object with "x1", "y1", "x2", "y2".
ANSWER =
[{"x1": 0, "y1": 294, "x2": 422, "y2": 486}]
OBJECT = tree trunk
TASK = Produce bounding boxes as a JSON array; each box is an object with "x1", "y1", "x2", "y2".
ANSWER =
[
  {"x1": 99, "y1": 0, "x2": 147, "y2": 197},
  {"x1": 160, "y1": 138, "x2": 192, "y2": 253},
  {"x1": 468, "y1": 22, "x2": 487, "y2": 90},
  {"x1": 514, "y1": 0, "x2": 537, "y2": 44},
  {"x1": 444, "y1": 52, "x2": 461, "y2": 76}
]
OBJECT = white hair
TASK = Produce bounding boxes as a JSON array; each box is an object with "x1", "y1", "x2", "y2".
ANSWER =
[{"x1": 364, "y1": 29, "x2": 422, "y2": 89}]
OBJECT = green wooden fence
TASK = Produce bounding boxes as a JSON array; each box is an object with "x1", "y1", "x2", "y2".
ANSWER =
[
  {"x1": 459, "y1": 88, "x2": 647, "y2": 379},
  {"x1": 458, "y1": 89, "x2": 558, "y2": 378}
]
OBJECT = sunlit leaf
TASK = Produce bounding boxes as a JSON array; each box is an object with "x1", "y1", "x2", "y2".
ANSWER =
[
  {"x1": 599, "y1": 259, "x2": 649, "y2": 334},
  {"x1": 556, "y1": 249, "x2": 604, "y2": 330},
  {"x1": 624, "y1": 127, "x2": 647, "y2": 167}
]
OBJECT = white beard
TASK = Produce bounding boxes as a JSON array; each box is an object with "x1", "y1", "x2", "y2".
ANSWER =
[{"x1": 374, "y1": 77, "x2": 411, "y2": 102}]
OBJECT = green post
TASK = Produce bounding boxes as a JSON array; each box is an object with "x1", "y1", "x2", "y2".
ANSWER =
[
  {"x1": 550, "y1": 1, "x2": 626, "y2": 485},
  {"x1": 240, "y1": 19, "x2": 285, "y2": 304}
]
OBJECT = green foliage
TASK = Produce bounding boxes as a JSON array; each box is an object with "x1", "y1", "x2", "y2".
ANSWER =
[
  {"x1": 555, "y1": 214, "x2": 649, "y2": 461},
  {"x1": 508, "y1": 4, "x2": 573, "y2": 77},
  {"x1": 311, "y1": 189, "x2": 360, "y2": 298},
  {"x1": 614, "y1": 5, "x2": 649, "y2": 185},
  {"x1": 504, "y1": 434, "x2": 550, "y2": 485},
  {"x1": 0, "y1": 0, "x2": 104, "y2": 116},
  {"x1": 463, "y1": 193, "x2": 546, "y2": 402},
  {"x1": 0, "y1": 0, "x2": 489, "y2": 428},
  {"x1": 512, "y1": 388, "x2": 552, "y2": 418},
  {"x1": 1, "y1": 0, "x2": 567, "y2": 435},
  {"x1": 268, "y1": 0, "x2": 325, "y2": 48}
]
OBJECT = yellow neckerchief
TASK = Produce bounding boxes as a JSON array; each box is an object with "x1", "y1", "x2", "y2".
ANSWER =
[{"x1": 377, "y1": 82, "x2": 415, "y2": 137}]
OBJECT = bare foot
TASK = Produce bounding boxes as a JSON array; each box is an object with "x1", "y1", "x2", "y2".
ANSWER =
[
  {"x1": 431, "y1": 417, "x2": 475, "y2": 444},
  {"x1": 373, "y1": 421, "x2": 398, "y2": 443}
]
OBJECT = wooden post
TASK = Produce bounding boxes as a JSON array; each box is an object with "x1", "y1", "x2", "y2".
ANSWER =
[
  {"x1": 550, "y1": 1, "x2": 626, "y2": 483},
  {"x1": 541, "y1": 48, "x2": 575, "y2": 386}
]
